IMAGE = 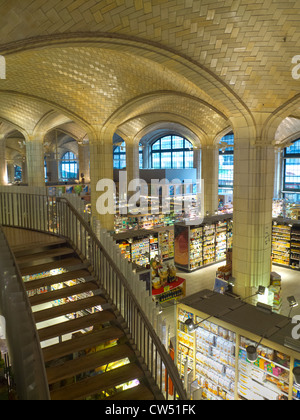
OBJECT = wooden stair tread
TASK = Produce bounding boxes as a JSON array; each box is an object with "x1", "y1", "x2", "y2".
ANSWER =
[
  {"x1": 29, "y1": 281, "x2": 99, "y2": 306},
  {"x1": 38, "y1": 310, "x2": 116, "y2": 342},
  {"x1": 50, "y1": 363, "x2": 144, "y2": 400},
  {"x1": 46, "y1": 344, "x2": 134, "y2": 385},
  {"x1": 105, "y1": 384, "x2": 154, "y2": 401},
  {"x1": 24, "y1": 269, "x2": 92, "y2": 291},
  {"x1": 16, "y1": 247, "x2": 75, "y2": 266},
  {"x1": 10, "y1": 237, "x2": 67, "y2": 254},
  {"x1": 34, "y1": 296, "x2": 107, "y2": 323},
  {"x1": 21, "y1": 258, "x2": 84, "y2": 276},
  {"x1": 42, "y1": 327, "x2": 125, "y2": 363}
]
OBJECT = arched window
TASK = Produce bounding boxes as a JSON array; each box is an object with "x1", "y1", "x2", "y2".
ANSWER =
[
  {"x1": 113, "y1": 142, "x2": 126, "y2": 169},
  {"x1": 14, "y1": 165, "x2": 22, "y2": 182},
  {"x1": 139, "y1": 143, "x2": 143, "y2": 169},
  {"x1": 283, "y1": 138, "x2": 300, "y2": 202},
  {"x1": 60, "y1": 152, "x2": 79, "y2": 181},
  {"x1": 151, "y1": 135, "x2": 193, "y2": 169},
  {"x1": 218, "y1": 133, "x2": 234, "y2": 194}
]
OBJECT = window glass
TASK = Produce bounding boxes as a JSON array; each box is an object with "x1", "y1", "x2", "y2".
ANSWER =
[
  {"x1": 218, "y1": 134, "x2": 234, "y2": 191},
  {"x1": 151, "y1": 135, "x2": 193, "y2": 169},
  {"x1": 113, "y1": 141, "x2": 126, "y2": 169},
  {"x1": 283, "y1": 139, "x2": 300, "y2": 197},
  {"x1": 60, "y1": 152, "x2": 78, "y2": 181}
]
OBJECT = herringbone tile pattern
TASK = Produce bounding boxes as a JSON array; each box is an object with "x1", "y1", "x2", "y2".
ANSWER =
[{"x1": 0, "y1": 0, "x2": 298, "y2": 142}]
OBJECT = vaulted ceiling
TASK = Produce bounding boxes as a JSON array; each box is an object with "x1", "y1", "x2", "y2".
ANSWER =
[{"x1": 0, "y1": 0, "x2": 299, "y2": 146}]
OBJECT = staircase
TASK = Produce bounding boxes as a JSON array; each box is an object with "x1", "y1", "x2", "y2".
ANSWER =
[{"x1": 13, "y1": 236, "x2": 156, "y2": 401}]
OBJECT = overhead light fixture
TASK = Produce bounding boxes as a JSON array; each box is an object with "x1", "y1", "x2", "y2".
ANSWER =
[
  {"x1": 236, "y1": 285, "x2": 266, "y2": 302},
  {"x1": 246, "y1": 335, "x2": 265, "y2": 363},
  {"x1": 184, "y1": 315, "x2": 213, "y2": 333},
  {"x1": 293, "y1": 366, "x2": 300, "y2": 386},
  {"x1": 258, "y1": 286, "x2": 266, "y2": 296},
  {"x1": 287, "y1": 296, "x2": 298, "y2": 318},
  {"x1": 246, "y1": 345, "x2": 259, "y2": 363}
]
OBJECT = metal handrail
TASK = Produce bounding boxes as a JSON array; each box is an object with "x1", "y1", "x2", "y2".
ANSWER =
[
  {"x1": 0, "y1": 225, "x2": 50, "y2": 400},
  {"x1": 0, "y1": 191, "x2": 187, "y2": 400}
]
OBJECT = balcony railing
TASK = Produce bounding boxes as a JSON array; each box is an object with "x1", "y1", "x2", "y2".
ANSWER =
[{"x1": 0, "y1": 188, "x2": 187, "y2": 400}]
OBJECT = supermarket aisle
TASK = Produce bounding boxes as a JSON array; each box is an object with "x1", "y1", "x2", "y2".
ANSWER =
[{"x1": 161, "y1": 263, "x2": 300, "y2": 341}]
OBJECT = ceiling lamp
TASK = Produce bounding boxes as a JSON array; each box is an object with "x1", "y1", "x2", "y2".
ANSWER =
[{"x1": 293, "y1": 366, "x2": 300, "y2": 386}]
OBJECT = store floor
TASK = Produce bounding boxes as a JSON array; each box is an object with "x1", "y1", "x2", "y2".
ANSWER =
[{"x1": 161, "y1": 263, "x2": 300, "y2": 341}]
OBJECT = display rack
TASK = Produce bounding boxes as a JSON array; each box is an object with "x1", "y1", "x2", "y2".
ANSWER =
[
  {"x1": 174, "y1": 215, "x2": 233, "y2": 272},
  {"x1": 153, "y1": 277, "x2": 186, "y2": 304},
  {"x1": 290, "y1": 225, "x2": 300, "y2": 269},
  {"x1": 114, "y1": 226, "x2": 175, "y2": 268},
  {"x1": 272, "y1": 223, "x2": 291, "y2": 266},
  {"x1": 272, "y1": 219, "x2": 300, "y2": 270},
  {"x1": 177, "y1": 290, "x2": 300, "y2": 400}
]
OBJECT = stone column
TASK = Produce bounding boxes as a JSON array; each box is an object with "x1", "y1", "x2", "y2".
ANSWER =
[
  {"x1": 126, "y1": 139, "x2": 140, "y2": 192},
  {"x1": 193, "y1": 147, "x2": 201, "y2": 182},
  {"x1": 21, "y1": 158, "x2": 28, "y2": 184},
  {"x1": 201, "y1": 145, "x2": 219, "y2": 215},
  {"x1": 142, "y1": 144, "x2": 150, "y2": 169},
  {"x1": 78, "y1": 143, "x2": 90, "y2": 183},
  {"x1": 7, "y1": 163, "x2": 14, "y2": 183},
  {"x1": 89, "y1": 131, "x2": 115, "y2": 231},
  {"x1": 231, "y1": 116, "x2": 277, "y2": 298},
  {"x1": 273, "y1": 148, "x2": 283, "y2": 200},
  {"x1": 26, "y1": 136, "x2": 45, "y2": 187},
  {"x1": 0, "y1": 136, "x2": 7, "y2": 185}
]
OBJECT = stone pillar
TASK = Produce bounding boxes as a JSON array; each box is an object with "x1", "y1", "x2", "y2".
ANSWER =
[
  {"x1": 46, "y1": 152, "x2": 59, "y2": 183},
  {"x1": 0, "y1": 136, "x2": 7, "y2": 185},
  {"x1": 78, "y1": 143, "x2": 90, "y2": 183},
  {"x1": 21, "y1": 158, "x2": 27, "y2": 184},
  {"x1": 26, "y1": 136, "x2": 45, "y2": 187},
  {"x1": 7, "y1": 163, "x2": 14, "y2": 183},
  {"x1": 273, "y1": 148, "x2": 283, "y2": 200},
  {"x1": 142, "y1": 144, "x2": 150, "y2": 169},
  {"x1": 231, "y1": 116, "x2": 277, "y2": 298},
  {"x1": 193, "y1": 147, "x2": 201, "y2": 182},
  {"x1": 201, "y1": 145, "x2": 219, "y2": 215},
  {"x1": 126, "y1": 140, "x2": 140, "y2": 191},
  {"x1": 89, "y1": 131, "x2": 114, "y2": 231}
]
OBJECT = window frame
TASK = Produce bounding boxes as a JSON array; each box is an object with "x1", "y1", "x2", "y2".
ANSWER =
[
  {"x1": 60, "y1": 151, "x2": 79, "y2": 181},
  {"x1": 218, "y1": 133, "x2": 234, "y2": 192},
  {"x1": 283, "y1": 139, "x2": 300, "y2": 193},
  {"x1": 150, "y1": 135, "x2": 194, "y2": 169}
]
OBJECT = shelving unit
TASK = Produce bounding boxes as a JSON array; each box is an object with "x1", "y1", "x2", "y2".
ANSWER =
[
  {"x1": 158, "y1": 229, "x2": 174, "y2": 261},
  {"x1": 203, "y1": 224, "x2": 216, "y2": 266},
  {"x1": 216, "y1": 221, "x2": 227, "y2": 262},
  {"x1": 190, "y1": 227, "x2": 203, "y2": 270},
  {"x1": 174, "y1": 215, "x2": 233, "y2": 272},
  {"x1": 177, "y1": 290, "x2": 300, "y2": 401},
  {"x1": 272, "y1": 223, "x2": 291, "y2": 266},
  {"x1": 293, "y1": 360, "x2": 300, "y2": 400},
  {"x1": 272, "y1": 219, "x2": 300, "y2": 270},
  {"x1": 131, "y1": 238, "x2": 149, "y2": 267},
  {"x1": 290, "y1": 226, "x2": 300, "y2": 269},
  {"x1": 238, "y1": 337, "x2": 290, "y2": 400}
]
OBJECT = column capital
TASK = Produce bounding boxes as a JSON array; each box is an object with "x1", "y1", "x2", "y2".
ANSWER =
[{"x1": 230, "y1": 113, "x2": 282, "y2": 146}]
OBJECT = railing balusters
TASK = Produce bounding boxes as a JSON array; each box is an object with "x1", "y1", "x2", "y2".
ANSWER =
[{"x1": 0, "y1": 192, "x2": 187, "y2": 401}]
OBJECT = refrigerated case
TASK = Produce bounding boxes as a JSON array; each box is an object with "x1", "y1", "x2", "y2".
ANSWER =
[
  {"x1": 177, "y1": 290, "x2": 300, "y2": 400},
  {"x1": 174, "y1": 215, "x2": 233, "y2": 272}
]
